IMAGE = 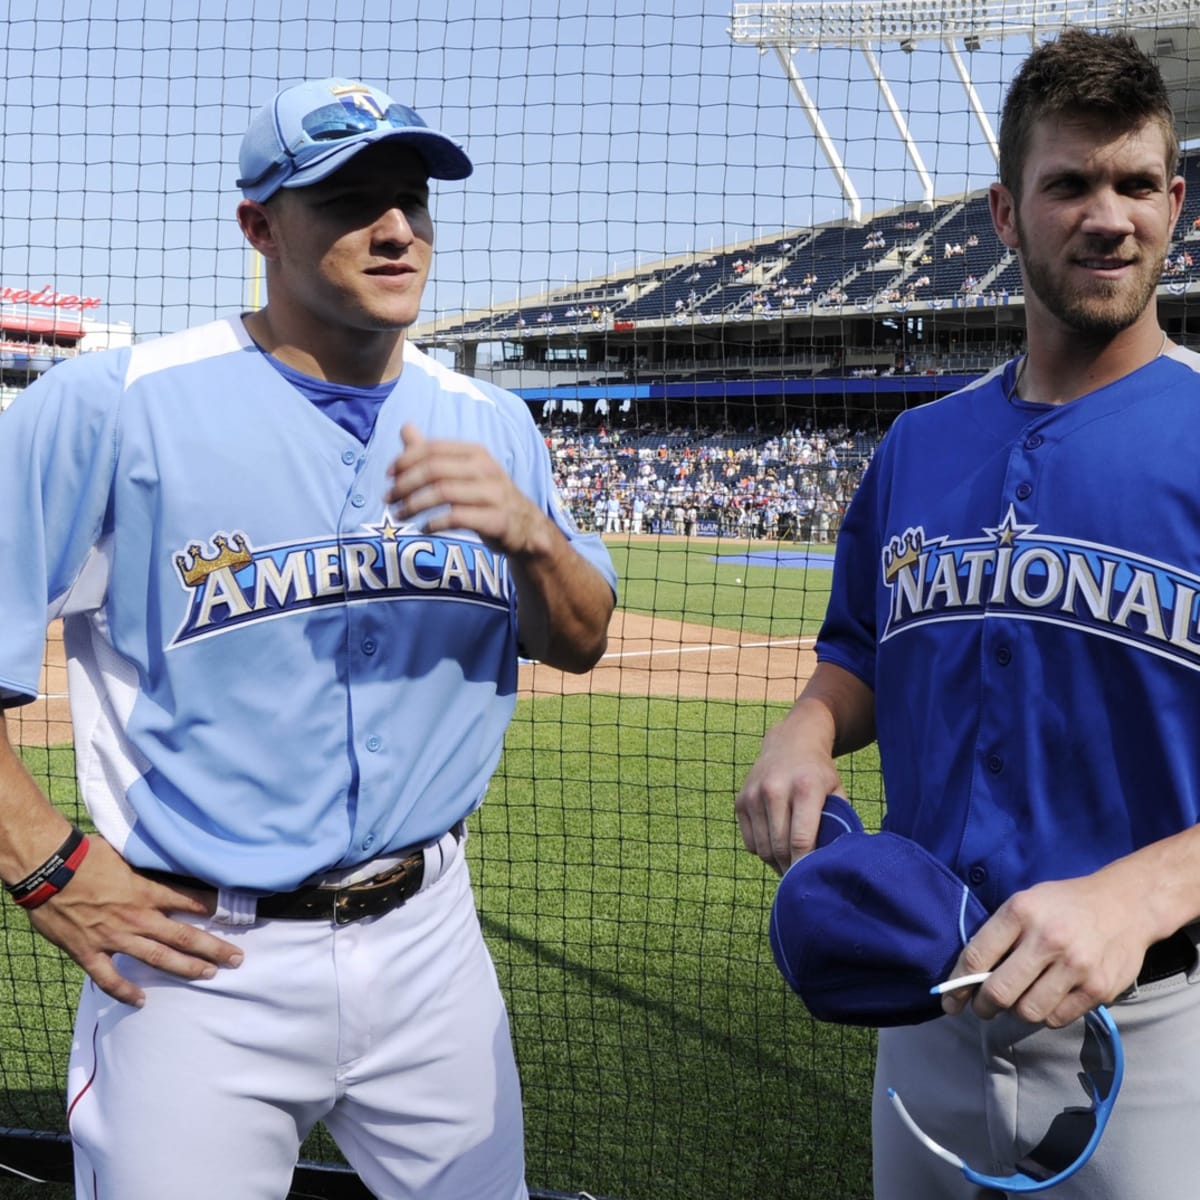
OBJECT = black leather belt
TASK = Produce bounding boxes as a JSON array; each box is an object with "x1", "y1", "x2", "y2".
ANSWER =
[
  {"x1": 137, "y1": 821, "x2": 463, "y2": 927},
  {"x1": 1137, "y1": 928, "x2": 1197, "y2": 986}
]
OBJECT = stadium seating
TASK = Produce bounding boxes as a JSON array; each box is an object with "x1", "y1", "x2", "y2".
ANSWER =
[{"x1": 426, "y1": 146, "x2": 1200, "y2": 343}]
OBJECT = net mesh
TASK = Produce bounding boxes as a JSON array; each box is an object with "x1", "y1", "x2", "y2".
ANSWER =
[{"x1": 2, "y1": 3, "x2": 1195, "y2": 1197}]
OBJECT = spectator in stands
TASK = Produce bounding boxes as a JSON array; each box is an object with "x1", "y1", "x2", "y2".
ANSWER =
[{"x1": 739, "y1": 28, "x2": 1196, "y2": 1200}]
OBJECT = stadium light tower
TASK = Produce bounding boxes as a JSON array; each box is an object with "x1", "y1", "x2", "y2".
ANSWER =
[{"x1": 730, "y1": 0, "x2": 1200, "y2": 224}]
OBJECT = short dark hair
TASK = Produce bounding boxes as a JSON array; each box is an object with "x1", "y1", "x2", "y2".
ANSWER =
[{"x1": 998, "y1": 27, "x2": 1179, "y2": 199}]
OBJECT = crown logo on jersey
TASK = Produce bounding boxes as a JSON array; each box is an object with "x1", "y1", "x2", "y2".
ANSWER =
[
  {"x1": 883, "y1": 529, "x2": 924, "y2": 582},
  {"x1": 175, "y1": 533, "x2": 253, "y2": 588}
]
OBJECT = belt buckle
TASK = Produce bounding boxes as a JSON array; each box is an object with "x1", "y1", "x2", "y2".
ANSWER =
[{"x1": 331, "y1": 853, "x2": 424, "y2": 926}]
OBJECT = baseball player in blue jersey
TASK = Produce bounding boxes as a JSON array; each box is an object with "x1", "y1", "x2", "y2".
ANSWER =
[
  {"x1": 0, "y1": 78, "x2": 616, "y2": 1199},
  {"x1": 737, "y1": 29, "x2": 1200, "y2": 1199}
]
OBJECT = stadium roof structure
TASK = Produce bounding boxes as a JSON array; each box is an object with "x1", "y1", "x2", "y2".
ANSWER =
[{"x1": 729, "y1": 0, "x2": 1200, "y2": 222}]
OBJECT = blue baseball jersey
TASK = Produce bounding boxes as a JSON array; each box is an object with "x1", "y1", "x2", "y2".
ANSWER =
[
  {"x1": 819, "y1": 347, "x2": 1200, "y2": 909},
  {"x1": 0, "y1": 318, "x2": 616, "y2": 890}
]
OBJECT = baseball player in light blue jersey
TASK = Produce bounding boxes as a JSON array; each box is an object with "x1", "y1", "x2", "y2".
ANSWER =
[
  {"x1": 0, "y1": 78, "x2": 616, "y2": 1199},
  {"x1": 738, "y1": 29, "x2": 1200, "y2": 1199}
]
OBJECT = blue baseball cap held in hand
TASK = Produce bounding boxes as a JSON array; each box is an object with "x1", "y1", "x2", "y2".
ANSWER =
[
  {"x1": 238, "y1": 78, "x2": 473, "y2": 203},
  {"x1": 769, "y1": 795, "x2": 990, "y2": 1026}
]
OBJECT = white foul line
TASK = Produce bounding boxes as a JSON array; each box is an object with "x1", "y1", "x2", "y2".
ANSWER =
[{"x1": 598, "y1": 635, "x2": 817, "y2": 663}]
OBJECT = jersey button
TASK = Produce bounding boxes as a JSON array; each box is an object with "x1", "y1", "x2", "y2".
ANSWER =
[
  {"x1": 341, "y1": 449, "x2": 357, "y2": 465},
  {"x1": 362, "y1": 638, "x2": 377, "y2": 655},
  {"x1": 1024, "y1": 434, "x2": 1044, "y2": 450},
  {"x1": 366, "y1": 735, "x2": 382, "y2": 752},
  {"x1": 362, "y1": 834, "x2": 376, "y2": 851},
  {"x1": 996, "y1": 646, "x2": 1012, "y2": 665},
  {"x1": 351, "y1": 493, "x2": 366, "y2": 508},
  {"x1": 1015, "y1": 482, "x2": 1033, "y2": 500},
  {"x1": 967, "y1": 864, "x2": 988, "y2": 886},
  {"x1": 986, "y1": 753, "x2": 1004, "y2": 774}
]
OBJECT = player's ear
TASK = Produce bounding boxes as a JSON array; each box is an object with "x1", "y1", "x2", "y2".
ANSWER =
[
  {"x1": 989, "y1": 182, "x2": 1020, "y2": 250},
  {"x1": 1168, "y1": 173, "x2": 1186, "y2": 235},
  {"x1": 237, "y1": 199, "x2": 280, "y2": 260}
]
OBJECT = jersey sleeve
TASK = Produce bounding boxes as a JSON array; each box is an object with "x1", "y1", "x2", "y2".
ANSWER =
[
  {"x1": 0, "y1": 353, "x2": 124, "y2": 704},
  {"x1": 814, "y1": 440, "x2": 889, "y2": 691}
]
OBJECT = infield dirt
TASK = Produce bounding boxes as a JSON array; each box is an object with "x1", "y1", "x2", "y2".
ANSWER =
[{"x1": 14, "y1": 612, "x2": 816, "y2": 750}]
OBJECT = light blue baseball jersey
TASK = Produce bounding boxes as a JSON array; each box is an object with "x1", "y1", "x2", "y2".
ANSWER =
[
  {"x1": 0, "y1": 318, "x2": 617, "y2": 891},
  {"x1": 819, "y1": 347, "x2": 1200, "y2": 910}
]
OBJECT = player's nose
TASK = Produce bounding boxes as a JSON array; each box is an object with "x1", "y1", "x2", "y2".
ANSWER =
[
  {"x1": 1080, "y1": 188, "x2": 1136, "y2": 237},
  {"x1": 372, "y1": 205, "x2": 416, "y2": 248}
]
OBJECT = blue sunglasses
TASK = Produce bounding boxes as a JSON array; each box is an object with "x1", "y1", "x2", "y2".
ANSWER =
[
  {"x1": 237, "y1": 100, "x2": 429, "y2": 191},
  {"x1": 299, "y1": 101, "x2": 429, "y2": 144},
  {"x1": 888, "y1": 991, "x2": 1123, "y2": 1193}
]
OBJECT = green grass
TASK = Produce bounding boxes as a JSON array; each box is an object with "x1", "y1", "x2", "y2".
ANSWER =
[
  {"x1": 477, "y1": 693, "x2": 883, "y2": 1200},
  {"x1": 603, "y1": 535, "x2": 835, "y2": 637},
  {"x1": 5, "y1": 539, "x2": 880, "y2": 1199}
]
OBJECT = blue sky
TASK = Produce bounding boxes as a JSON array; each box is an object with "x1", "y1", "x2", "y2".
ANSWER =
[{"x1": 0, "y1": 0, "x2": 1021, "y2": 338}]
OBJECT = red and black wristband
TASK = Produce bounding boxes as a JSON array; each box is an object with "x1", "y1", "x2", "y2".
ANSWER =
[{"x1": 5, "y1": 827, "x2": 90, "y2": 910}]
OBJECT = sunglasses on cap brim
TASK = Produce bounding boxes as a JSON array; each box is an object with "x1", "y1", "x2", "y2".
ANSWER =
[{"x1": 237, "y1": 101, "x2": 432, "y2": 191}]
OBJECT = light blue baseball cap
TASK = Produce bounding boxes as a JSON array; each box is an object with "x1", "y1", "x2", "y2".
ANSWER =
[{"x1": 237, "y1": 78, "x2": 473, "y2": 203}]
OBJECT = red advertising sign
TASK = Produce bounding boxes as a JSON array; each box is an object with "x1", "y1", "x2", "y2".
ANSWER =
[{"x1": 0, "y1": 284, "x2": 103, "y2": 313}]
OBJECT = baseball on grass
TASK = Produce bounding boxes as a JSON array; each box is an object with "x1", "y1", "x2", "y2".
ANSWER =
[{"x1": 735, "y1": 577, "x2": 742, "y2": 584}]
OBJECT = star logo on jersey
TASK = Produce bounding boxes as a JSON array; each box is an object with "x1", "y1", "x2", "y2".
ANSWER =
[
  {"x1": 880, "y1": 506, "x2": 1200, "y2": 672},
  {"x1": 369, "y1": 513, "x2": 404, "y2": 541},
  {"x1": 980, "y1": 507, "x2": 1038, "y2": 548},
  {"x1": 168, "y1": 525, "x2": 512, "y2": 647}
]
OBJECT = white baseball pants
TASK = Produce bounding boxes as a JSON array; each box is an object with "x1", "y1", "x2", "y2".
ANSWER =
[{"x1": 66, "y1": 850, "x2": 527, "y2": 1200}]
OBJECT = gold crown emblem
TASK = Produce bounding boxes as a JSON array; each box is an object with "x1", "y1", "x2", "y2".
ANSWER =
[
  {"x1": 175, "y1": 533, "x2": 253, "y2": 588},
  {"x1": 882, "y1": 529, "x2": 923, "y2": 582}
]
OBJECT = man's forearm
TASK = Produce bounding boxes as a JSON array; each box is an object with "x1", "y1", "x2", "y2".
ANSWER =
[
  {"x1": 783, "y1": 660, "x2": 877, "y2": 760},
  {"x1": 509, "y1": 515, "x2": 615, "y2": 673},
  {"x1": 0, "y1": 710, "x2": 78, "y2": 885}
]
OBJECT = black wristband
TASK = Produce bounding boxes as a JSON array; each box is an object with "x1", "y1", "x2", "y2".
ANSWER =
[{"x1": 6, "y1": 827, "x2": 90, "y2": 909}]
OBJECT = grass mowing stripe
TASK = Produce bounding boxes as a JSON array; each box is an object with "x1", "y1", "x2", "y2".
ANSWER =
[{"x1": 603, "y1": 537, "x2": 835, "y2": 638}]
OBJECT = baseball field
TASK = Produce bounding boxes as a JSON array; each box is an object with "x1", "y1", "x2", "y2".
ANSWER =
[{"x1": 2, "y1": 534, "x2": 885, "y2": 1200}]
